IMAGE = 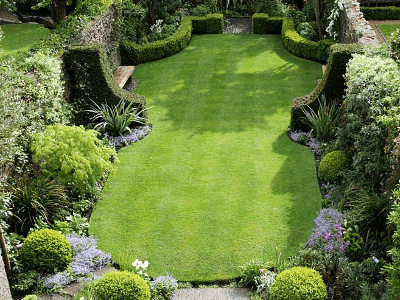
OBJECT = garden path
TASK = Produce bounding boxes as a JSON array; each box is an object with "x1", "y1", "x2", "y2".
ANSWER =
[{"x1": 0, "y1": 248, "x2": 12, "y2": 300}]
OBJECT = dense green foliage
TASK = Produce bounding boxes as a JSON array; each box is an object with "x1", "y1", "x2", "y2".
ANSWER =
[
  {"x1": 93, "y1": 271, "x2": 151, "y2": 300},
  {"x1": 121, "y1": 14, "x2": 224, "y2": 65},
  {"x1": 90, "y1": 34, "x2": 322, "y2": 281},
  {"x1": 252, "y1": 13, "x2": 282, "y2": 34},
  {"x1": 384, "y1": 189, "x2": 400, "y2": 298},
  {"x1": 269, "y1": 267, "x2": 327, "y2": 300},
  {"x1": 190, "y1": 14, "x2": 224, "y2": 34},
  {"x1": 19, "y1": 229, "x2": 73, "y2": 274},
  {"x1": 120, "y1": 17, "x2": 193, "y2": 65},
  {"x1": 318, "y1": 151, "x2": 348, "y2": 182},
  {"x1": 361, "y1": 7, "x2": 400, "y2": 21},
  {"x1": 64, "y1": 43, "x2": 146, "y2": 125},
  {"x1": 30, "y1": 124, "x2": 117, "y2": 194},
  {"x1": 291, "y1": 43, "x2": 364, "y2": 131},
  {"x1": 338, "y1": 52, "x2": 400, "y2": 190},
  {"x1": 6, "y1": 175, "x2": 69, "y2": 235},
  {"x1": 281, "y1": 17, "x2": 334, "y2": 64}
]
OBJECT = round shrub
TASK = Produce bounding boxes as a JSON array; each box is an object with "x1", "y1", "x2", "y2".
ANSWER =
[
  {"x1": 318, "y1": 150, "x2": 349, "y2": 182},
  {"x1": 93, "y1": 270, "x2": 151, "y2": 300},
  {"x1": 269, "y1": 267, "x2": 327, "y2": 300},
  {"x1": 19, "y1": 229, "x2": 73, "y2": 274}
]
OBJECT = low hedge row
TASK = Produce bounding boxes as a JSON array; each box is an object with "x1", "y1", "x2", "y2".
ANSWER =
[
  {"x1": 281, "y1": 17, "x2": 335, "y2": 64},
  {"x1": 290, "y1": 43, "x2": 364, "y2": 131},
  {"x1": 120, "y1": 14, "x2": 224, "y2": 65},
  {"x1": 191, "y1": 14, "x2": 224, "y2": 34},
  {"x1": 361, "y1": 6, "x2": 400, "y2": 20},
  {"x1": 64, "y1": 43, "x2": 146, "y2": 125},
  {"x1": 252, "y1": 13, "x2": 283, "y2": 34}
]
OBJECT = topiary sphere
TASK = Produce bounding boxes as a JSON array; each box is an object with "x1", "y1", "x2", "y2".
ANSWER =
[
  {"x1": 318, "y1": 150, "x2": 349, "y2": 182},
  {"x1": 269, "y1": 267, "x2": 327, "y2": 300},
  {"x1": 93, "y1": 270, "x2": 151, "y2": 300},
  {"x1": 19, "y1": 229, "x2": 73, "y2": 274}
]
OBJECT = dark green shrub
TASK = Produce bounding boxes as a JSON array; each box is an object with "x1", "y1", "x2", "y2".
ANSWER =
[
  {"x1": 190, "y1": 14, "x2": 224, "y2": 34},
  {"x1": 64, "y1": 43, "x2": 146, "y2": 125},
  {"x1": 281, "y1": 17, "x2": 335, "y2": 64},
  {"x1": 269, "y1": 267, "x2": 327, "y2": 300},
  {"x1": 318, "y1": 150, "x2": 348, "y2": 182},
  {"x1": 361, "y1": 7, "x2": 400, "y2": 20},
  {"x1": 93, "y1": 270, "x2": 151, "y2": 300},
  {"x1": 120, "y1": 17, "x2": 192, "y2": 65},
  {"x1": 297, "y1": 21, "x2": 318, "y2": 41},
  {"x1": 290, "y1": 43, "x2": 364, "y2": 131},
  {"x1": 252, "y1": 13, "x2": 283, "y2": 34},
  {"x1": 6, "y1": 174, "x2": 69, "y2": 235},
  {"x1": 19, "y1": 229, "x2": 73, "y2": 274}
]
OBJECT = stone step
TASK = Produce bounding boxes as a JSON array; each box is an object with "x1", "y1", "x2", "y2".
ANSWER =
[
  {"x1": 113, "y1": 66, "x2": 135, "y2": 89},
  {"x1": 174, "y1": 288, "x2": 251, "y2": 300}
]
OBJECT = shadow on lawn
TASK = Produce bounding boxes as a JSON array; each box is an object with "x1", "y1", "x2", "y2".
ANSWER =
[
  {"x1": 269, "y1": 131, "x2": 321, "y2": 258},
  {"x1": 143, "y1": 34, "x2": 321, "y2": 134}
]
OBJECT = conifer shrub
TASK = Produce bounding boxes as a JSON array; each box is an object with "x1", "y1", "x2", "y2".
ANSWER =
[
  {"x1": 318, "y1": 150, "x2": 349, "y2": 182},
  {"x1": 269, "y1": 267, "x2": 327, "y2": 300},
  {"x1": 19, "y1": 229, "x2": 73, "y2": 274},
  {"x1": 93, "y1": 270, "x2": 151, "y2": 300}
]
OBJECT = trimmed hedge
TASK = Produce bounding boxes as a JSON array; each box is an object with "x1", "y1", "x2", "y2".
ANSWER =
[
  {"x1": 64, "y1": 43, "x2": 146, "y2": 125},
  {"x1": 191, "y1": 14, "x2": 224, "y2": 34},
  {"x1": 121, "y1": 17, "x2": 192, "y2": 65},
  {"x1": 252, "y1": 13, "x2": 283, "y2": 34},
  {"x1": 361, "y1": 7, "x2": 400, "y2": 20},
  {"x1": 281, "y1": 17, "x2": 335, "y2": 64},
  {"x1": 120, "y1": 14, "x2": 224, "y2": 65},
  {"x1": 290, "y1": 43, "x2": 364, "y2": 131}
]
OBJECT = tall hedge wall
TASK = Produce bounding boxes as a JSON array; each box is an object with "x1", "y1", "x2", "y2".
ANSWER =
[
  {"x1": 281, "y1": 18, "x2": 335, "y2": 64},
  {"x1": 361, "y1": 7, "x2": 400, "y2": 20},
  {"x1": 64, "y1": 43, "x2": 146, "y2": 125},
  {"x1": 252, "y1": 13, "x2": 283, "y2": 34},
  {"x1": 120, "y1": 14, "x2": 224, "y2": 65},
  {"x1": 290, "y1": 43, "x2": 364, "y2": 131}
]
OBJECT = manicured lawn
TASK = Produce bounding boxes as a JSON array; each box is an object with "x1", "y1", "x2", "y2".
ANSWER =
[
  {"x1": 90, "y1": 34, "x2": 322, "y2": 282},
  {"x1": 0, "y1": 23, "x2": 50, "y2": 56},
  {"x1": 378, "y1": 24, "x2": 400, "y2": 41}
]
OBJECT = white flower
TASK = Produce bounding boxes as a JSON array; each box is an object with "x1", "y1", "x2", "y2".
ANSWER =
[
  {"x1": 80, "y1": 297, "x2": 85, "y2": 300},
  {"x1": 142, "y1": 260, "x2": 149, "y2": 269}
]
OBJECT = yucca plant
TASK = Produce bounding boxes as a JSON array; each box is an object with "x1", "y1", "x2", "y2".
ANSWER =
[
  {"x1": 301, "y1": 94, "x2": 339, "y2": 142},
  {"x1": 87, "y1": 99, "x2": 147, "y2": 137}
]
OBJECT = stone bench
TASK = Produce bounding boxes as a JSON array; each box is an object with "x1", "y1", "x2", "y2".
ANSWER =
[{"x1": 113, "y1": 66, "x2": 135, "y2": 89}]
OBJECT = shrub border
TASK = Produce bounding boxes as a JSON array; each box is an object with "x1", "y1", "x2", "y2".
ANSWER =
[
  {"x1": 361, "y1": 6, "x2": 400, "y2": 20},
  {"x1": 120, "y1": 14, "x2": 224, "y2": 65},
  {"x1": 252, "y1": 13, "x2": 283, "y2": 34}
]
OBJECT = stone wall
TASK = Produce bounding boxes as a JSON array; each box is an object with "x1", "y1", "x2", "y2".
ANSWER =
[
  {"x1": 0, "y1": 248, "x2": 12, "y2": 300},
  {"x1": 76, "y1": 5, "x2": 121, "y2": 66},
  {"x1": 339, "y1": 0, "x2": 378, "y2": 45}
]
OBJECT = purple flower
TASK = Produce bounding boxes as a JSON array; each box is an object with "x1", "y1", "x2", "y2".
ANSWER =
[
  {"x1": 151, "y1": 273, "x2": 178, "y2": 300},
  {"x1": 339, "y1": 245, "x2": 344, "y2": 252},
  {"x1": 109, "y1": 125, "x2": 152, "y2": 148},
  {"x1": 325, "y1": 232, "x2": 331, "y2": 241},
  {"x1": 42, "y1": 271, "x2": 70, "y2": 289}
]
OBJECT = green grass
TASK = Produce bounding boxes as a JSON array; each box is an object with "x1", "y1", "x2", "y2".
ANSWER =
[
  {"x1": 378, "y1": 24, "x2": 400, "y2": 41},
  {"x1": 90, "y1": 34, "x2": 322, "y2": 282},
  {"x1": 0, "y1": 23, "x2": 50, "y2": 56}
]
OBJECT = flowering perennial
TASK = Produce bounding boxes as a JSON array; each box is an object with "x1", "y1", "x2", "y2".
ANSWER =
[
  {"x1": 151, "y1": 273, "x2": 178, "y2": 300},
  {"x1": 306, "y1": 208, "x2": 349, "y2": 253}
]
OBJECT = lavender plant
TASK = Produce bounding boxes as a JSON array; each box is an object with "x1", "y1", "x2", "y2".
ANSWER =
[
  {"x1": 41, "y1": 235, "x2": 111, "y2": 292},
  {"x1": 151, "y1": 273, "x2": 178, "y2": 300},
  {"x1": 109, "y1": 125, "x2": 152, "y2": 148},
  {"x1": 289, "y1": 130, "x2": 321, "y2": 155},
  {"x1": 306, "y1": 208, "x2": 349, "y2": 254}
]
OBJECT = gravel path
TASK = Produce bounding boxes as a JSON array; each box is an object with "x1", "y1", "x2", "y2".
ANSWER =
[
  {"x1": 224, "y1": 17, "x2": 252, "y2": 33},
  {"x1": 175, "y1": 288, "x2": 250, "y2": 300}
]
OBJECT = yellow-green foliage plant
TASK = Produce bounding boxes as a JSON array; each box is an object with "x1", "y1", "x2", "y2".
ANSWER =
[
  {"x1": 30, "y1": 124, "x2": 117, "y2": 194},
  {"x1": 19, "y1": 229, "x2": 73, "y2": 274},
  {"x1": 318, "y1": 150, "x2": 349, "y2": 182},
  {"x1": 93, "y1": 270, "x2": 151, "y2": 300},
  {"x1": 269, "y1": 267, "x2": 327, "y2": 300}
]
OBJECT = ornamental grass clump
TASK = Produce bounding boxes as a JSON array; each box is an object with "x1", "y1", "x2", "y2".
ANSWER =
[{"x1": 269, "y1": 267, "x2": 327, "y2": 300}]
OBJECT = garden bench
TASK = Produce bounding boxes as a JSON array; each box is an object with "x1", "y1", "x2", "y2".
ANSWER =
[{"x1": 113, "y1": 66, "x2": 135, "y2": 89}]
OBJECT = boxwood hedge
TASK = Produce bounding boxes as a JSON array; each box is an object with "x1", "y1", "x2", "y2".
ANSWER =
[
  {"x1": 252, "y1": 13, "x2": 283, "y2": 34},
  {"x1": 361, "y1": 7, "x2": 400, "y2": 20}
]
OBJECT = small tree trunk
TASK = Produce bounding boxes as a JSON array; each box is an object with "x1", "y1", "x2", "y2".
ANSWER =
[
  {"x1": 54, "y1": 0, "x2": 66, "y2": 23},
  {"x1": 0, "y1": 224, "x2": 11, "y2": 278},
  {"x1": 314, "y1": 0, "x2": 323, "y2": 40}
]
